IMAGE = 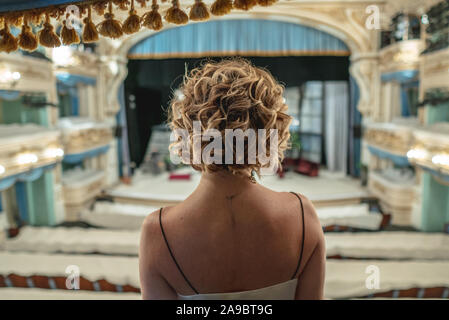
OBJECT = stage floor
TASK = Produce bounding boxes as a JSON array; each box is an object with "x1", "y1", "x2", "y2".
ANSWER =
[{"x1": 106, "y1": 169, "x2": 369, "y2": 208}]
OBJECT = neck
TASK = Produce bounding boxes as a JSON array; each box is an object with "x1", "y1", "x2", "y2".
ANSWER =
[{"x1": 197, "y1": 170, "x2": 256, "y2": 197}]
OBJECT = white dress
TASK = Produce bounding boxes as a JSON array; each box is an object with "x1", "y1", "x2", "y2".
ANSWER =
[{"x1": 178, "y1": 279, "x2": 298, "y2": 300}]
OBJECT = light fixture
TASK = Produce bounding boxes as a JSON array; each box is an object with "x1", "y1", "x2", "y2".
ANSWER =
[
  {"x1": 432, "y1": 154, "x2": 449, "y2": 167},
  {"x1": 17, "y1": 153, "x2": 38, "y2": 165},
  {"x1": 406, "y1": 148, "x2": 428, "y2": 160},
  {"x1": 0, "y1": 165, "x2": 5, "y2": 175},
  {"x1": 52, "y1": 46, "x2": 76, "y2": 67},
  {"x1": 44, "y1": 147, "x2": 64, "y2": 159},
  {"x1": 0, "y1": 65, "x2": 21, "y2": 86},
  {"x1": 108, "y1": 61, "x2": 119, "y2": 76}
]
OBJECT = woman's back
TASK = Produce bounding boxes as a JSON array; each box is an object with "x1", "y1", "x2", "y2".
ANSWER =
[{"x1": 139, "y1": 174, "x2": 325, "y2": 299}]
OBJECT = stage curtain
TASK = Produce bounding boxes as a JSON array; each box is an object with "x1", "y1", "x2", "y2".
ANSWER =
[
  {"x1": 324, "y1": 81, "x2": 349, "y2": 173},
  {"x1": 349, "y1": 76, "x2": 361, "y2": 177},
  {"x1": 128, "y1": 19, "x2": 350, "y2": 59}
]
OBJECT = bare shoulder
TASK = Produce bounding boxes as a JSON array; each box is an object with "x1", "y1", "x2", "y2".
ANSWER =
[
  {"x1": 140, "y1": 206, "x2": 176, "y2": 244},
  {"x1": 297, "y1": 194, "x2": 320, "y2": 225},
  {"x1": 139, "y1": 207, "x2": 178, "y2": 299},
  {"x1": 140, "y1": 209, "x2": 161, "y2": 262},
  {"x1": 287, "y1": 192, "x2": 324, "y2": 249},
  {"x1": 141, "y1": 205, "x2": 181, "y2": 248},
  {"x1": 141, "y1": 208, "x2": 161, "y2": 241}
]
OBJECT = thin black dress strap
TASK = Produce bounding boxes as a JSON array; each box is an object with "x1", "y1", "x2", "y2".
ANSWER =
[
  {"x1": 159, "y1": 208, "x2": 199, "y2": 294},
  {"x1": 289, "y1": 192, "x2": 305, "y2": 279}
]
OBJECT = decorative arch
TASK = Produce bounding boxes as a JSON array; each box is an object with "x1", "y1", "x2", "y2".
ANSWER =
[{"x1": 104, "y1": 2, "x2": 383, "y2": 119}]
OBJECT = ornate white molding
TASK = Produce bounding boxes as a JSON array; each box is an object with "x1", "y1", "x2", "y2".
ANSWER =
[
  {"x1": 379, "y1": 39, "x2": 423, "y2": 74},
  {"x1": 0, "y1": 52, "x2": 57, "y2": 104},
  {"x1": 420, "y1": 48, "x2": 449, "y2": 99},
  {"x1": 0, "y1": 124, "x2": 62, "y2": 179},
  {"x1": 350, "y1": 56, "x2": 380, "y2": 117},
  {"x1": 409, "y1": 123, "x2": 449, "y2": 176},
  {"x1": 364, "y1": 119, "x2": 420, "y2": 156}
]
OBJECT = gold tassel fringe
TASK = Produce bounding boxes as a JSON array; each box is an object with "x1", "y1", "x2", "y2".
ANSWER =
[
  {"x1": 0, "y1": 23, "x2": 18, "y2": 53},
  {"x1": 61, "y1": 19, "x2": 81, "y2": 45},
  {"x1": 210, "y1": 0, "x2": 232, "y2": 16},
  {"x1": 113, "y1": 0, "x2": 130, "y2": 11},
  {"x1": 257, "y1": 0, "x2": 276, "y2": 6},
  {"x1": 142, "y1": 0, "x2": 163, "y2": 31},
  {"x1": 164, "y1": 0, "x2": 188, "y2": 25},
  {"x1": 189, "y1": 0, "x2": 210, "y2": 21},
  {"x1": 38, "y1": 14, "x2": 61, "y2": 48},
  {"x1": 233, "y1": 0, "x2": 258, "y2": 11},
  {"x1": 4, "y1": 12, "x2": 23, "y2": 27},
  {"x1": 18, "y1": 20, "x2": 38, "y2": 51},
  {"x1": 0, "y1": 0, "x2": 279, "y2": 53},
  {"x1": 97, "y1": 1, "x2": 124, "y2": 39},
  {"x1": 93, "y1": 1, "x2": 109, "y2": 15},
  {"x1": 83, "y1": 6, "x2": 99, "y2": 43},
  {"x1": 122, "y1": 0, "x2": 141, "y2": 34}
]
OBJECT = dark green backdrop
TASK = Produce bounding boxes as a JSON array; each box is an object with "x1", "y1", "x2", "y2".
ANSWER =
[{"x1": 124, "y1": 56, "x2": 349, "y2": 168}]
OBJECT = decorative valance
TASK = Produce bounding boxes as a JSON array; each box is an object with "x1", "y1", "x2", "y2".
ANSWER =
[
  {"x1": 0, "y1": 0, "x2": 281, "y2": 53},
  {"x1": 128, "y1": 19, "x2": 350, "y2": 59}
]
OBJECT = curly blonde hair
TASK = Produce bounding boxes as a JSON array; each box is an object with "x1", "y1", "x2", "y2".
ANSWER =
[{"x1": 168, "y1": 58, "x2": 292, "y2": 179}]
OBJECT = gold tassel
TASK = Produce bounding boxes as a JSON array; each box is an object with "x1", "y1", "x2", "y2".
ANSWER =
[
  {"x1": 98, "y1": 1, "x2": 124, "y2": 39},
  {"x1": 122, "y1": 0, "x2": 141, "y2": 34},
  {"x1": 78, "y1": 5, "x2": 88, "y2": 17},
  {"x1": 61, "y1": 18, "x2": 80, "y2": 45},
  {"x1": 93, "y1": 1, "x2": 109, "y2": 16},
  {"x1": 210, "y1": 0, "x2": 232, "y2": 16},
  {"x1": 49, "y1": 7, "x2": 65, "y2": 19},
  {"x1": 189, "y1": 0, "x2": 210, "y2": 21},
  {"x1": 233, "y1": 0, "x2": 257, "y2": 10},
  {"x1": 142, "y1": 0, "x2": 163, "y2": 31},
  {"x1": 4, "y1": 13, "x2": 23, "y2": 27},
  {"x1": 38, "y1": 14, "x2": 61, "y2": 48},
  {"x1": 83, "y1": 6, "x2": 99, "y2": 43},
  {"x1": 113, "y1": 0, "x2": 130, "y2": 10},
  {"x1": 31, "y1": 13, "x2": 44, "y2": 26},
  {"x1": 164, "y1": 0, "x2": 188, "y2": 25},
  {"x1": 257, "y1": 0, "x2": 276, "y2": 6},
  {"x1": 18, "y1": 19, "x2": 38, "y2": 51},
  {"x1": 24, "y1": 11, "x2": 44, "y2": 26},
  {"x1": 0, "y1": 22, "x2": 18, "y2": 53}
]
